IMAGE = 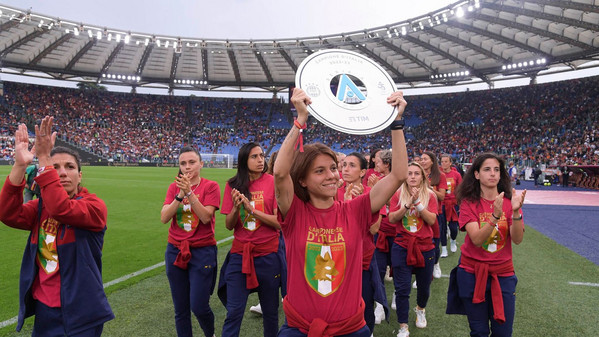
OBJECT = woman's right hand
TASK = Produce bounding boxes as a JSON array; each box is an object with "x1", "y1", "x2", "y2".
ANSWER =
[
  {"x1": 175, "y1": 173, "x2": 191, "y2": 196},
  {"x1": 410, "y1": 187, "x2": 420, "y2": 203},
  {"x1": 13, "y1": 124, "x2": 34, "y2": 167},
  {"x1": 493, "y1": 192, "x2": 505, "y2": 218},
  {"x1": 231, "y1": 188, "x2": 249, "y2": 210}
]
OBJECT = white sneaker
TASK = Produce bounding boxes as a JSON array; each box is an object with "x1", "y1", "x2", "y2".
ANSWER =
[
  {"x1": 412, "y1": 280, "x2": 417, "y2": 289},
  {"x1": 433, "y1": 263, "x2": 442, "y2": 279},
  {"x1": 385, "y1": 266, "x2": 393, "y2": 282},
  {"x1": 440, "y1": 246, "x2": 448, "y2": 258},
  {"x1": 249, "y1": 303, "x2": 262, "y2": 315},
  {"x1": 414, "y1": 307, "x2": 427, "y2": 328},
  {"x1": 396, "y1": 325, "x2": 410, "y2": 337},
  {"x1": 450, "y1": 239, "x2": 457, "y2": 253},
  {"x1": 374, "y1": 302, "x2": 385, "y2": 324},
  {"x1": 391, "y1": 293, "x2": 396, "y2": 310}
]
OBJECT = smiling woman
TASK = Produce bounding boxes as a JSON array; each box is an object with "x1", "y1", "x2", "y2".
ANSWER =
[{"x1": 272, "y1": 88, "x2": 409, "y2": 336}]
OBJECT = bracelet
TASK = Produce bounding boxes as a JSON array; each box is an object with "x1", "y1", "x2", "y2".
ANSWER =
[
  {"x1": 512, "y1": 214, "x2": 523, "y2": 220},
  {"x1": 491, "y1": 213, "x2": 501, "y2": 220},
  {"x1": 293, "y1": 119, "x2": 307, "y2": 152},
  {"x1": 37, "y1": 165, "x2": 53, "y2": 174},
  {"x1": 185, "y1": 191, "x2": 192, "y2": 198},
  {"x1": 174, "y1": 195, "x2": 183, "y2": 202},
  {"x1": 416, "y1": 204, "x2": 425, "y2": 212},
  {"x1": 404, "y1": 204, "x2": 410, "y2": 210},
  {"x1": 389, "y1": 119, "x2": 405, "y2": 130}
]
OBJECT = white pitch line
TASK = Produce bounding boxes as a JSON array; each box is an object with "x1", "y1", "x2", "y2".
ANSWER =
[
  {"x1": 0, "y1": 316, "x2": 17, "y2": 329},
  {"x1": 0, "y1": 235, "x2": 235, "y2": 329},
  {"x1": 568, "y1": 282, "x2": 599, "y2": 287}
]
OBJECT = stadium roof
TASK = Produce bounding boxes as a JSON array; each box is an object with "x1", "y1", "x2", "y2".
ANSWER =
[{"x1": 0, "y1": 0, "x2": 598, "y2": 92}]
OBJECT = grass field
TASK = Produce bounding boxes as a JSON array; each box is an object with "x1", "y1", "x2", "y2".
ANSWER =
[{"x1": 1, "y1": 165, "x2": 598, "y2": 336}]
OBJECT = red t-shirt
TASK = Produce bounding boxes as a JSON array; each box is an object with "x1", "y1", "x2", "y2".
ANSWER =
[
  {"x1": 458, "y1": 197, "x2": 517, "y2": 274},
  {"x1": 362, "y1": 168, "x2": 383, "y2": 187},
  {"x1": 443, "y1": 169, "x2": 462, "y2": 203},
  {"x1": 389, "y1": 190, "x2": 437, "y2": 250},
  {"x1": 427, "y1": 172, "x2": 446, "y2": 238},
  {"x1": 336, "y1": 184, "x2": 377, "y2": 269},
  {"x1": 163, "y1": 178, "x2": 221, "y2": 243},
  {"x1": 279, "y1": 193, "x2": 377, "y2": 325},
  {"x1": 221, "y1": 173, "x2": 278, "y2": 246}
]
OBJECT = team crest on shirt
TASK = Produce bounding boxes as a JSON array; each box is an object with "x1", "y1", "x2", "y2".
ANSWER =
[
  {"x1": 446, "y1": 178, "x2": 454, "y2": 194},
  {"x1": 241, "y1": 192, "x2": 265, "y2": 231},
  {"x1": 37, "y1": 218, "x2": 60, "y2": 274},
  {"x1": 304, "y1": 226, "x2": 346, "y2": 296},
  {"x1": 176, "y1": 202, "x2": 198, "y2": 232},
  {"x1": 402, "y1": 209, "x2": 424, "y2": 233},
  {"x1": 480, "y1": 213, "x2": 508, "y2": 253}
]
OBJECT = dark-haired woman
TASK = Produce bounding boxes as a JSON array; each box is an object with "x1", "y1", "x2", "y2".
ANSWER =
[
  {"x1": 274, "y1": 88, "x2": 408, "y2": 337},
  {"x1": 452, "y1": 153, "x2": 526, "y2": 337},
  {"x1": 420, "y1": 151, "x2": 446, "y2": 279},
  {"x1": 362, "y1": 148, "x2": 383, "y2": 187},
  {"x1": 219, "y1": 142, "x2": 283, "y2": 337},
  {"x1": 0, "y1": 117, "x2": 113, "y2": 336},
  {"x1": 337, "y1": 152, "x2": 387, "y2": 334},
  {"x1": 372, "y1": 149, "x2": 397, "y2": 313},
  {"x1": 160, "y1": 146, "x2": 221, "y2": 337}
]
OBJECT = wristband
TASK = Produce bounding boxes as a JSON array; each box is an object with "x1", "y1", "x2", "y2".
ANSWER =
[
  {"x1": 416, "y1": 204, "x2": 425, "y2": 212},
  {"x1": 389, "y1": 119, "x2": 405, "y2": 130},
  {"x1": 512, "y1": 213, "x2": 523, "y2": 220},
  {"x1": 413, "y1": 198, "x2": 421, "y2": 205},
  {"x1": 185, "y1": 191, "x2": 192, "y2": 198},
  {"x1": 491, "y1": 213, "x2": 501, "y2": 220},
  {"x1": 404, "y1": 204, "x2": 410, "y2": 210},
  {"x1": 293, "y1": 119, "x2": 307, "y2": 152},
  {"x1": 37, "y1": 165, "x2": 53, "y2": 174},
  {"x1": 174, "y1": 195, "x2": 183, "y2": 202}
]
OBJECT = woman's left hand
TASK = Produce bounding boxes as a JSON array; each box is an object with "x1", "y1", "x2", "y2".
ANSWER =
[
  {"x1": 343, "y1": 183, "x2": 364, "y2": 200},
  {"x1": 511, "y1": 188, "x2": 526, "y2": 211},
  {"x1": 175, "y1": 173, "x2": 192, "y2": 195},
  {"x1": 387, "y1": 91, "x2": 407, "y2": 120},
  {"x1": 34, "y1": 116, "x2": 57, "y2": 165}
]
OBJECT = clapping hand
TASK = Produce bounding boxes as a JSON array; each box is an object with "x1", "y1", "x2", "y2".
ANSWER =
[
  {"x1": 34, "y1": 116, "x2": 57, "y2": 166},
  {"x1": 511, "y1": 188, "x2": 526, "y2": 212}
]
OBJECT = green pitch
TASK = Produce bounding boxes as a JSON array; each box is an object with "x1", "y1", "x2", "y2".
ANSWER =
[
  {"x1": 1, "y1": 165, "x2": 598, "y2": 336},
  {"x1": 0, "y1": 165, "x2": 235, "y2": 326}
]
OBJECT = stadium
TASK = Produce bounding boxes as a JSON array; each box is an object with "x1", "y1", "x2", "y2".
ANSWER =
[{"x1": 0, "y1": 0, "x2": 598, "y2": 336}]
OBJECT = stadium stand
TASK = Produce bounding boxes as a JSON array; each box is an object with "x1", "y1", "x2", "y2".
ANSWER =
[{"x1": 1, "y1": 77, "x2": 597, "y2": 181}]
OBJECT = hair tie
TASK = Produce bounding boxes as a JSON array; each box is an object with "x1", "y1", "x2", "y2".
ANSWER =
[{"x1": 293, "y1": 119, "x2": 307, "y2": 152}]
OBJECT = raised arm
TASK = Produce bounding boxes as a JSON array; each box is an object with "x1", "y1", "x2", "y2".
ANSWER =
[
  {"x1": 274, "y1": 88, "x2": 311, "y2": 217},
  {"x1": 369, "y1": 92, "x2": 408, "y2": 212}
]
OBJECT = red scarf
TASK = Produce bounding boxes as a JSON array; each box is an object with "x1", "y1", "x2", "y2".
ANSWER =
[
  {"x1": 231, "y1": 236, "x2": 279, "y2": 289},
  {"x1": 460, "y1": 255, "x2": 514, "y2": 324},
  {"x1": 168, "y1": 236, "x2": 216, "y2": 269},
  {"x1": 283, "y1": 297, "x2": 366, "y2": 337}
]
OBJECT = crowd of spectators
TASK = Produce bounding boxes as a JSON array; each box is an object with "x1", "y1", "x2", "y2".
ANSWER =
[{"x1": 0, "y1": 76, "x2": 597, "y2": 170}]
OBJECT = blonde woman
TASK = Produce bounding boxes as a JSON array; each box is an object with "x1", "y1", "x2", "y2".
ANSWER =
[{"x1": 388, "y1": 162, "x2": 437, "y2": 337}]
